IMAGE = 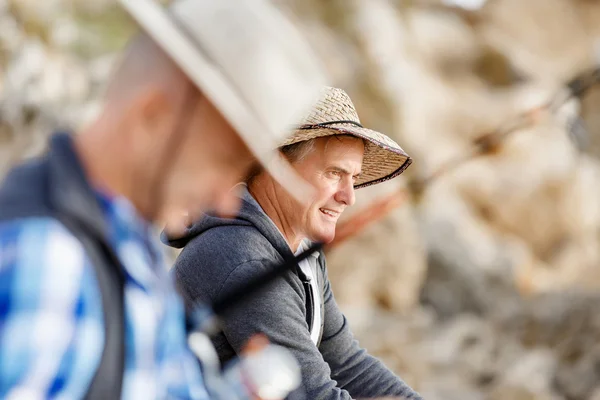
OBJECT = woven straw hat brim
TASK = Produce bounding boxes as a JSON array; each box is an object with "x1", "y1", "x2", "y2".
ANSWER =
[{"x1": 284, "y1": 123, "x2": 412, "y2": 188}]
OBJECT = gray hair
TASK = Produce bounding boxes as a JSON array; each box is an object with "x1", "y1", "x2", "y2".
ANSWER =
[
  {"x1": 281, "y1": 139, "x2": 316, "y2": 163},
  {"x1": 245, "y1": 139, "x2": 316, "y2": 184},
  {"x1": 245, "y1": 134, "x2": 364, "y2": 184}
]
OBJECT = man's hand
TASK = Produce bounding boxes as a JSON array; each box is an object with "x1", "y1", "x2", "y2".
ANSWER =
[{"x1": 239, "y1": 334, "x2": 303, "y2": 400}]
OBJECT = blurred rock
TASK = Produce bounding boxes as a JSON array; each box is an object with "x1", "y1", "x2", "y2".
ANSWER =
[
  {"x1": 492, "y1": 349, "x2": 558, "y2": 400},
  {"x1": 0, "y1": 0, "x2": 131, "y2": 179},
  {"x1": 479, "y1": 0, "x2": 595, "y2": 83},
  {"x1": 390, "y1": 0, "x2": 600, "y2": 316},
  {"x1": 327, "y1": 179, "x2": 427, "y2": 313},
  {"x1": 494, "y1": 291, "x2": 600, "y2": 399}
]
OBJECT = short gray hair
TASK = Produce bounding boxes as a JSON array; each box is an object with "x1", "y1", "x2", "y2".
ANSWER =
[
  {"x1": 281, "y1": 139, "x2": 316, "y2": 163},
  {"x1": 245, "y1": 139, "x2": 316, "y2": 184},
  {"x1": 245, "y1": 134, "x2": 364, "y2": 184}
]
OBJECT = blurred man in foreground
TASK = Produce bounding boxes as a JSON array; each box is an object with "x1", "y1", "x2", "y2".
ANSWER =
[
  {"x1": 0, "y1": 0, "x2": 325, "y2": 398},
  {"x1": 165, "y1": 87, "x2": 421, "y2": 399}
]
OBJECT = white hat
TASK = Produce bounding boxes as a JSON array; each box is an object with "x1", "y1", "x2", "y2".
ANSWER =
[{"x1": 118, "y1": 0, "x2": 328, "y2": 202}]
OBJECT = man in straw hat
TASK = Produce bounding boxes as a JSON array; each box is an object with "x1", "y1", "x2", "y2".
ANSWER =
[
  {"x1": 0, "y1": 0, "x2": 326, "y2": 398},
  {"x1": 165, "y1": 87, "x2": 422, "y2": 399}
]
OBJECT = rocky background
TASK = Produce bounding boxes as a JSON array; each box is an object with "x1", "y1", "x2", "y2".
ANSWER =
[{"x1": 3, "y1": 0, "x2": 600, "y2": 399}]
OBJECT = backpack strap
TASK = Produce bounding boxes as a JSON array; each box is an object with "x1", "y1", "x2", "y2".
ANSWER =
[
  {"x1": 57, "y1": 214, "x2": 126, "y2": 400},
  {"x1": 50, "y1": 135, "x2": 127, "y2": 400},
  {"x1": 0, "y1": 205, "x2": 126, "y2": 400}
]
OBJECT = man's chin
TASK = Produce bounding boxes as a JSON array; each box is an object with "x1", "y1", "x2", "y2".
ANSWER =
[{"x1": 310, "y1": 231, "x2": 336, "y2": 245}]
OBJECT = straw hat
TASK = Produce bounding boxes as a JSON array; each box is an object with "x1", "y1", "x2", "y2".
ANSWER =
[
  {"x1": 118, "y1": 0, "x2": 327, "y2": 203},
  {"x1": 284, "y1": 87, "x2": 412, "y2": 188}
]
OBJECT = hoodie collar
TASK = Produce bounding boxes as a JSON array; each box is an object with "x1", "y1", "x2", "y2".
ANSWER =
[
  {"x1": 162, "y1": 183, "x2": 296, "y2": 262},
  {"x1": 234, "y1": 184, "x2": 298, "y2": 261}
]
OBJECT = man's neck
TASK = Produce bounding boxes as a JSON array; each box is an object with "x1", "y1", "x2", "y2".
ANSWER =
[
  {"x1": 74, "y1": 122, "x2": 152, "y2": 221},
  {"x1": 248, "y1": 180, "x2": 302, "y2": 253}
]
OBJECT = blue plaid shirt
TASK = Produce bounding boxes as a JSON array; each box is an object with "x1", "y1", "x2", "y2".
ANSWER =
[{"x1": 0, "y1": 190, "x2": 209, "y2": 399}]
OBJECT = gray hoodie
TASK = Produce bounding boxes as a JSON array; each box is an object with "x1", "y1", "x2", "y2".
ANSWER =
[{"x1": 163, "y1": 188, "x2": 422, "y2": 400}]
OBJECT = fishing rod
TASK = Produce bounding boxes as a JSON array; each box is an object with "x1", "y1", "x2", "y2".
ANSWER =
[{"x1": 331, "y1": 66, "x2": 600, "y2": 248}]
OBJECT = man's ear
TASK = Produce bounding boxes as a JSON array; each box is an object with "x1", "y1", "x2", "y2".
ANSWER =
[
  {"x1": 121, "y1": 86, "x2": 175, "y2": 160},
  {"x1": 132, "y1": 87, "x2": 173, "y2": 136}
]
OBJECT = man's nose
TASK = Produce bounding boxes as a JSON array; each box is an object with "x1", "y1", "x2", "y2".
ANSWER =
[{"x1": 335, "y1": 179, "x2": 356, "y2": 206}]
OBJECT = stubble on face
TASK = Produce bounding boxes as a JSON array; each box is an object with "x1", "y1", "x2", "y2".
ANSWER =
[{"x1": 287, "y1": 136, "x2": 364, "y2": 244}]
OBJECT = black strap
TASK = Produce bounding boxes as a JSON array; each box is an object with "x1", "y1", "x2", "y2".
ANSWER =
[
  {"x1": 50, "y1": 135, "x2": 126, "y2": 399},
  {"x1": 301, "y1": 279, "x2": 314, "y2": 334},
  {"x1": 0, "y1": 209, "x2": 125, "y2": 399},
  {"x1": 58, "y1": 216, "x2": 125, "y2": 400},
  {"x1": 211, "y1": 243, "x2": 323, "y2": 316},
  {"x1": 188, "y1": 242, "x2": 324, "y2": 335},
  {"x1": 298, "y1": 120, "x2": 364, "y2": 130}
]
